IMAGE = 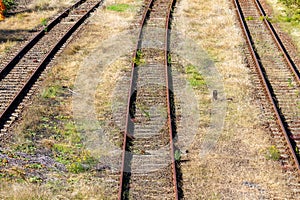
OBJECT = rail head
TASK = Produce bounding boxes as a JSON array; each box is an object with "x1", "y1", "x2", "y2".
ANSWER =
[
  {"x1": 118, "y1": 0, "x2": 180, "y2": 198},
  {"x1": 233, "y1": 0, "x2": 300, "y2": 172},
  {"x1": 0, "y1": 0, "x2": 103, "y2": 129},
  {"x1": 165, "y1": 0, "x2": 179, "y2": 199},
  {"x1": 0, "y1": 0, "x2": 87, "y2": 81},
  {"x1": 118, "y1": 0, "x2": 155, "y2": 198},
  {"x1": 254, "y1": 0, "x2": 300, "y2": 84}
]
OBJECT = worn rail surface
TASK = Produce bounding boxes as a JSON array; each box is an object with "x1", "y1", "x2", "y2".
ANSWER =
[
  {"x1": 118, "y1": 0, "x2": 179, "y2": 198},
  {"x1": 233, "y1": 0, "x2": 300, "y2": 172},
  {"x1": 0, "y1": 0, "x2": 102, "y2": 131}
]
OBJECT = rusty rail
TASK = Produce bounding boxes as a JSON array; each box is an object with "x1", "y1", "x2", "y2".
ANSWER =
[
  {"x1": 118, "y1": 0, "x2": 179, "y2": 198},
  {"x1": 233, "y1": 0, "x2": 300, "y2": 171},
  {"x1": 165, "y1": 0, "x2": 179, "y2": 198},
  {"x1": 0, "y1": 0, "x2": 86, "y2": 80},
  {"x1": 0, "y1": 0, "x2": 103, "y2": 128},
  {"x1": 254, "y1": 0, "x2": 300, "y2": 84},
  {"x1": 118, "y1": 0, "x2": 154, "y2": 197}
]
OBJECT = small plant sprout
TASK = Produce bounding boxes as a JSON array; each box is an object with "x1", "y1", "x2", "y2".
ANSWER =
[
  {"x1": 167, "y1": 53, "x2": 172, "y2": 64},
  {"x1": 40, "y1": 18, "x2": 47, "y2": 26},
  {"x1": 259, "y1": 16, "x2": 265, "y2": 21},
  {"x1": 40, "y1": 18, "x2": 48, "y2": 32},
  {"x1": 133, "y1": 50, "x2": 145, "y2": 65},
  {"x1": 185, "y1": 65, "x2": 206, "y2": 89},
  {"x1": 265, "y1": 145, "x2": 280, "y2": 161},
  {"x1": 245, "y1": 16, "x2": 254, "y2": 21},
  {"x1": 259, "y1": 15, "x2": 271, "y2": 22},
  {"x1": 136, "y1": 49, "x2": 142, "y2": 59},
  {"x1": 296, "y1": 90, "x2": 300, "y2": 97},
  {"x1": 174, "y1": 150, "x2": 181, "y2": 161},
  {"x1": 287, "y1": 78, "x2": 293, "y2": 87},
  {"x1": 137, "y1": 104, "x2": 150, "y2": 120}
]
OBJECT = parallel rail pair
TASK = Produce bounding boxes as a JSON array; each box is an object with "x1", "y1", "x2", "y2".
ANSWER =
[
  {"x1": 0, "y1": 0, "x2": 179, "y2": 198},
  {"x1": 0, "y1": 0, "x2": 102, "y2": 131},
  {"x1": 118, "y1": 0, "x2": 179, "y2": 198},
  {"x1": 234, "y1": 0, "x2": 300, "y2": 172}
]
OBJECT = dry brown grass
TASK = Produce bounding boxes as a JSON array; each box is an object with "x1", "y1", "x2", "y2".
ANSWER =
[
  {"x1": 174, "y1": 0, "x2": 297, "y2": 199},
  {"x1": 28, "y1": 0, "x2": 75, "y2": 10},
  {"x1": 0, "y1": 40, "x2": 16, "y2": 55},
  {"x1": 0, "y1": 174, "x2": 106, "y2": 200},
  {"x1": 0, "y1": 10, "x2": 57, "y2": 30},
  {"x1": 267, "y1": 0, "x2": 300, "y2": 51},
  {"x1": 0, "y1": 1, "x2": 72, "y2": 60},
  {"x1": 0, "y1": 0, "x2": 140, "y2": 199}
]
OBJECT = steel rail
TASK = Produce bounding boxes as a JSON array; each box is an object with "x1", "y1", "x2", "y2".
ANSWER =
[
  {"x1": 118, "y1": 0, "x2": 154, "y2": 198},
  {"x1": 118, "y1": 0, "x2": 179, "y2": 198},
  {"x1": 0, "y1": 0, "x2": 86, "y2": 81},
  {"x1": 254, "y1": 0, "x2": 300, "y2": 84},
  {"x1": 233, "y1": 0, "x2": 300, "y2": 171},
  {"x1": 165, "y1": 0, "x2": 179, "y2": 198},
  {"x1": 0, "y1": 0, "x2": 103, "y2": 129}
]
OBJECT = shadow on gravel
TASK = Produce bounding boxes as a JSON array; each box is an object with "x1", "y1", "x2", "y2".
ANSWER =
[
  {"x1": 0, "y1": 29, "x2": 38, "y2": 43},
  {"x1": 169, "y1": 74, "x2": 184, "y2": 199}
]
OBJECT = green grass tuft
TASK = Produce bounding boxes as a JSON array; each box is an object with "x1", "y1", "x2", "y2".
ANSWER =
[
  {"x1": 41, "y1": 85, "x2": 61, "y2": 99},
  {"x1": 265, "y1": 145, "x2": 280, "y2": 161},
  {"x1": 185, "y1": 65, "x2": 206, "y2": 89},
  {"x1": 107, "y1": 4, "x2": 131, "y2": 12}
]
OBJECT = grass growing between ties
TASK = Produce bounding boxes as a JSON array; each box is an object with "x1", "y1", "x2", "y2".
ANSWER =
[
  {"x1": 133, "y1": 49, "x2": 145, "y2": 65},
  {"x1": 267, "y1": 0, "x2": 300, "y2": 49}
]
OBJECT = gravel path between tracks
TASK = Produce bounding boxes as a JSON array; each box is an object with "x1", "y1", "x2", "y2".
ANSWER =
[{"x1": 172, "y1": 0, "x2": 299, "y2": 199}]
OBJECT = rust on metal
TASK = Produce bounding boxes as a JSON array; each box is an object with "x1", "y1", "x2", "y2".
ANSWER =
[
  {"x1": 118, "y1": 0, "x2": 179, "y2": 198},
  {"x1": 233, "y1": 0, "x2": 300, "y2": 172},
  {"x1": 165, "y1": 0, "x2": 179, "y2": 198},
  {"x1": 118, "y1": 0, "x2": 154, "y2": 198},
  {"x1": 0, "y1": 0, "x2": 103, "y2": 128},
  {"x1": 254, "y1": 0, "x2": 300, "y2": 84}
]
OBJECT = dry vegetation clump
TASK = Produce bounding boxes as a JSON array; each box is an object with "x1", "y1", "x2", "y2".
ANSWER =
[
  {"x1": 267, "y1": 0, "x2": 300, "y2": 51},
  {"x1": 173, "y1": 0, "x2": 297, "y2": 199},
  {"x1": 28, "y1": 0, "x2": 75, "y2": 11},
  {"x1": 0, "y1": 1, "x2": 71, "y2": 63},
  {"x1": 0, "y1": 9, "x2": 57, "y2": 57},
  {"x1": 0, "y1": 0, "x2": 140, "y2": 198},
  {"x1": 94, "y1": 58, "x2": 131, "y2": 148},
  {"x1": 0, "y1": 40, "x2": 16, "y2": 55}
]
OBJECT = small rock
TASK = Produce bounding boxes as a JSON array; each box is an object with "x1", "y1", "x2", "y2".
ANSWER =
[{"x1": 95, "y1": 164, "x2": 111, "y2": 171}]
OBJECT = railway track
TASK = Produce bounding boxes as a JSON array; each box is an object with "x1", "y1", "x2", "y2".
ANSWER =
[
  {"x1": 118, "y1": 0, "x2": 179, "y2": 198},
  {"x1": 0, "y1": 0, "x2": 103, "y2": 132},
  {"x1": 233, "y1": 0, "x2": 300, "y2": 172}
]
